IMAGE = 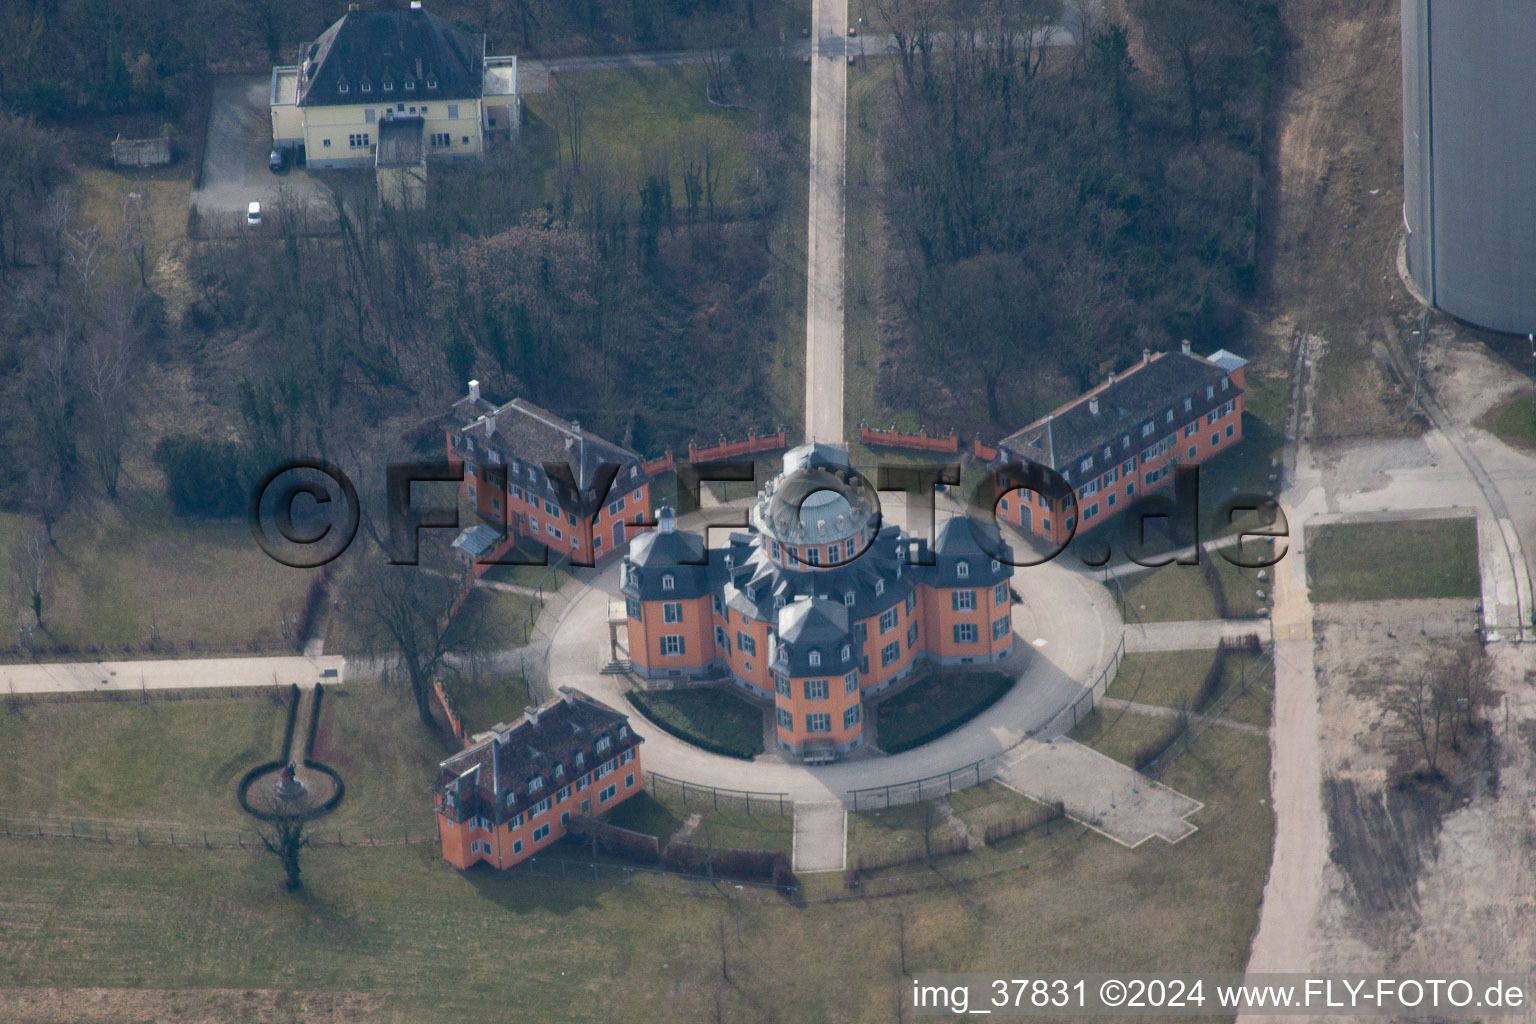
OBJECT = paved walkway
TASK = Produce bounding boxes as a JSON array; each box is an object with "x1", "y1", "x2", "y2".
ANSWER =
[
  {"x1": 1123, "y1": 619, "x2": 1268, "y2": 652},
  {"x1": 1096, "y1": 697, "x2": 1265, "y2": 737},
  {"x1": 995, "y1": 739, "x2": 1203, "y2": 848},
  {"x1": 804, "y1": 0, "x2": 849, "y2": 444},
  {"x1": 2, "y1": 654, "x2": 346, "y2": 694},
  {"x1": 792, "y1": 801, "x2": 847, "y2": 872},
  {"x1": 538, "y1": 500, "x2": 1124, "y2": 803},
  {"x1": 1241, "y1": 334, "x2": 1326, "y2": 993}
]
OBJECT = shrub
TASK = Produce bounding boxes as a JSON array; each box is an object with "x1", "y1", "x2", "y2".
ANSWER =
[
  {"x1": 153, "y1": 434, "x2": 243, "y2": 517},
  {"x1": 982, "y1": 800, "x2": 1066, "y2": 845},
  {"x1": 661, "y1": 840, "x2": 790, "y2": 882}
]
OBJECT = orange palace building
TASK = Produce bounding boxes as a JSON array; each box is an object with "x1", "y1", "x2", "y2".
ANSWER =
[
  {"x1": 990, "y1": 343, "x2": 1248, "y2": 546},
  {"x1": 621, "y1": 443, "x2": 1015, "y2": 761},
  {"x1": 446, "y1": 381, "x2": 656, "y2": 568},
  {"x1": 431, "y1": 687, "x2": 643, "y2": 871}
]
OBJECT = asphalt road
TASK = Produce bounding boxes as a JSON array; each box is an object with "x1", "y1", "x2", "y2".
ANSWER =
[
  {"x1": 804, "y1": 0, "x2": 850, "y2": 446},
  {"x1": 191, "y1": 76, "x2": 331, "y2": 230}
]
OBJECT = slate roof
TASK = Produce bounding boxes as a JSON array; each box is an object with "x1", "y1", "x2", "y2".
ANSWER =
[
  {"x1": 456, "y1": 397, "x2": 646, "y2": 502},
  {"x1": 297, "y1": 7, "x2": 484, "y2": 108},
  {"x1": 620, "y1": 509, "x2": 712, "y2": 600},
  {"x1": 997, "y1": 350, "x2": 1242, "y2": 484},
  {"x1": 775, "y1": 597, "x2": 853, "y2": 677},
  {"x1": 430, "y1": 687, "x2": 639, "y2": 824}
]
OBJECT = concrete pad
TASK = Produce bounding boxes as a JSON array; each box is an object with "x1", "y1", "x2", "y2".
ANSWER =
[
  {"x1": 792, "y1": 800, "x2": 847, "y2": 872},
  {"x1": 2, "y1": 655, "x2": 346, "y2": 694},
  {"x1": 995, "y1": 738, "x2": 1203, "y2": 848},
  {"x1": 1124, "y1": 619, "x2": 1268, "y2": 653}
]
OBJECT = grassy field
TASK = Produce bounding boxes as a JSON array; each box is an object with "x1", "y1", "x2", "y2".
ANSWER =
[
  {"x1": 0, "y1": 676, "x2": 459, "y2": 838},
  {"x1": 74, "y1": 162, "x2": 191, "y2": 271},
  {"x1": 0, "y1": 496, "x2": 318, "y2": 659},
  {"x1": 1306, "y1": 517, "x2": 1481, "y2": 602},
  {"x1": 522, "y1": 67, "x2": 759, "y2": 210},
  {"x1": 606, "y1": 791, "x2": 793, "y2": 855},
  {"x1": 873, "y1": 670, "x2": 1013, "y2": 754},
  {"x1": 1106, "y1": 650, "x2": 1271, "y2": 721},
  {"x1": 945, "y1": 780, "x2": 1049, "y2": 836},
  {"x1": 624, "y1": 686, "x2": 765, "y2": 759},
  {"x1": 1113, "y1": 543, "x2": 1274, "y2": 623},
  {"x1": 1477, "y1": 391, "x2": 1536, "y2": 454},
  {"x1": 0, "y1": 692, "x2": 283, "y2": 826},
  {"x1": 0, "y1": 683, "x2": 1273, "y2": 1024}
]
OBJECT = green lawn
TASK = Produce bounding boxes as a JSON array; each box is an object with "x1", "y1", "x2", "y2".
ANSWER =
[
  {"x1": 945, "y1": 780, "x2": 1048, "y2": 837},
  {"x1": 0, "y1": 692, "x2": 282, "y2": 826},
  {"x1": 602, "y1": 790, "x2": 793, "y2": 855},
  {"x1": 1067, "y1": 707, "x2": 1184, "y2": 768},
  {"x1": 1106, "y1": 649, "x2": 1271, "y2": 721},
  {"x1": 0, "y1": 690, "x2": 1274, "y2": 1024},
  {"x1": 1306, "y1": 517, "x2": 1481, "y2": 602},
  {"x1": 0, "y1": 495, "x2": 318, "y2": 659},
  {"x1": 848, "y1": 801, "x2": 956, "y2": 867},
  {"x1": 873, "y1": 670, "x2": 1013, "y2": 754},
  {"x1": 624, "y1": 686, "x2": 765, "y2": 759},
  {"x1": 1111, "y1": 542, "x2": 1273, "y2": 623},
  {"x1": 522, "y1": 66, "x2": 759, "y2": 212},
  {"x1": 1478, "y1": 391, "x2": 1536, "y2": 454}
]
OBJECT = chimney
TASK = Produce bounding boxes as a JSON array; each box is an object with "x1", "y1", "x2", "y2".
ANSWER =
[
  {"x1": 1181, "y1": 339, "x2": 1192, "y2": 355},
  {"x1": 410, "y1": 0, "x2": 422, "y2": 7},
  {"x1": 524, "y1": 705, "x2": 542, "y2": 726},
  {"x1": 347, "y1": 2, "x2": 358, "y2": 10},
  {"x1": 658, "y1": 507, "x2": 676, "y2": 534},
  {"x1": 1142, "y1": 349, "x2": 1151, "y2": 365},
  {"x1": 1089, "y1": 398, "x2": 1100, "y2": 416},
  {"x1": 468, "y1": 379, "x2": 480, "y2": 403},
  {"x1": 1106, "y1": 371, "x2": 1115, "y2": 386},
  {"x1": 485, "y1": 413, "x2": 496, "y2": 436},
  {"x1": 416, "y1": 58, "x2": 423, "y2": 79},
  {"x1": 559, "y1": 686, "x2": 575, "y2": 705}
]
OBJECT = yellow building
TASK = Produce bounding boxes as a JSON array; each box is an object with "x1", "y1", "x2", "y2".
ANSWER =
[{"x1": 269, "y1": 2, "x2": 517, "y2": 172}]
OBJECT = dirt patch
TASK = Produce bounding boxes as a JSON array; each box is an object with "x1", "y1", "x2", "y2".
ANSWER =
[
  {"x1": 0, "y1": 988, "x2": 384, "y2": 1023},
  {"x1": 1324, "y1": 778, "x2": 1440, "y2": 924},
  {"x1": 1254, "y1": 0, "x2": 1422, "y2": 440},
  {"x1": 1309, "y1": 603, "x2": 1536, "y2": 966}
]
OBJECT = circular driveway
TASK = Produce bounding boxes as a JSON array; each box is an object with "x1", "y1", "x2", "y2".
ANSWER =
[{"x1": 539, "y1": 508, "x2": 1124, "y2": 804}]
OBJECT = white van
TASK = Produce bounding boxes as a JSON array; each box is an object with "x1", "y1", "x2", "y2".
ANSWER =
[{"x1": 246, "y1": 201, "x2": 262, "y2": 226}]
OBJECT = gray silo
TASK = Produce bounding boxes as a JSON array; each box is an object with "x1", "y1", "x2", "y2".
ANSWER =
[{"x1": 1401, "y1": 1, "x2": 1536, "y2": 334}]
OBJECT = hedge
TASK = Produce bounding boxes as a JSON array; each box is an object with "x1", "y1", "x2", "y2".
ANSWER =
[{"x1": 624, "y1": 689, "x2": 760, "y2": 760}]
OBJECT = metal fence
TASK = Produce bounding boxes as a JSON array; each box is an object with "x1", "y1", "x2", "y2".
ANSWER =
[
  {"x1": 645, "y1": 771, "x2": 789, "y2": 816},
  {"x1": 513, "y1": 854, "x2": 794, "y2": 898},
  {"x1": 1036, "y1": 632, "x2": 1127, "y2": 740},
  {"x1": 5, "y1": 684, "x2": 293, "y2": 710},
  {"x1": 0, "y1": 816, "x2": 432, "y2": 849},
  {"x1": 846, "y1": 760, "x2": 986, "y2": 811}
]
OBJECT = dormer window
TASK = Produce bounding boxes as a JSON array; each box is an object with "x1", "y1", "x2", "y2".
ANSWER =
[
  {"x1": 596, "y1": 735, "x2": 612, "y2": 755},
  {"x1": 405, "y1": 78, "x2": 416, "y2": 90},
  {"x1": 875, "y1": 580, "x2": 885, "y2": 596},
  {"x1": 360, "y1": 80, "x2": 372, "y2": 93},
  {"x1": 809, "y1": 651, "x2": 822, "y2": 666},
  {"x1": 618, "y1": 724, "x2": 629, "y2": 740},
  {"x1": 957, "y1": 561, "x2": 970, "y2": 578},
  {"x1": 574, "y1": 751, "x2": 584, "y2": 768},
  {"x1": 526, "y1": 775, "x2": 544, "y2": 794},
  {"x1": 338, "y1": 81, "x2": 350, "y2": 94},
  {"x1": 383, "y1": 79, "x2": 394, "y2": 92},
  {"x1": 661, "y1": 573, "x2": 675, "y2": 591},
  {"x1": 553, "y1": 762, "x2": 564, "y2": 779},
  {"x1": 775, "y1": 595, "x2": 786, "y2": 609},
  {"x1": 426, "y1": 76, "x2": 438, "y2": 89},
  {"x1": 843, "y1": 591, "x2": 855, "y2": 606},
  {"x1": 841, "y1": 644, "x2": 851, "y2": 662}
]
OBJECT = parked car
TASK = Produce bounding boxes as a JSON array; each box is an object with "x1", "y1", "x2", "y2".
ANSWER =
[
  {"x1": 269, "y1": 148, "x2": 286, "y2": 173},
  {"x1": 247, "y1": 201, "x2": 262, "y2": 227}
]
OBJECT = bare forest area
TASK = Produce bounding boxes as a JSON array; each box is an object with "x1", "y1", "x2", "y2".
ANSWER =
[{"x1": 871, "y1": 0, "x2": 1280, "y2": 435}]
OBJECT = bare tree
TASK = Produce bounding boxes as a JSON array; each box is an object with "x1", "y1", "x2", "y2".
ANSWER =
[
  {"x1": 258, "y1": 811, "x2": 310, "y2": 891},
  {"x1": 62, "y1": 223, "x2": 103, "y2": 294},
  {"x1": 119, "y1": 191, "x2": 152, "y2": 288},
  {"x1": 554, "y1": 77, "x2": 588, "y2": 174},
  {"x1": 1387, "y1": 672, "x2": 1447, "y2": 777},
  {"x1": 9, "y1": 520, "x2": 49, "y2": 629},
  {"x1": 355, "y1": 539, "x2": 487, "y2": 726}
]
